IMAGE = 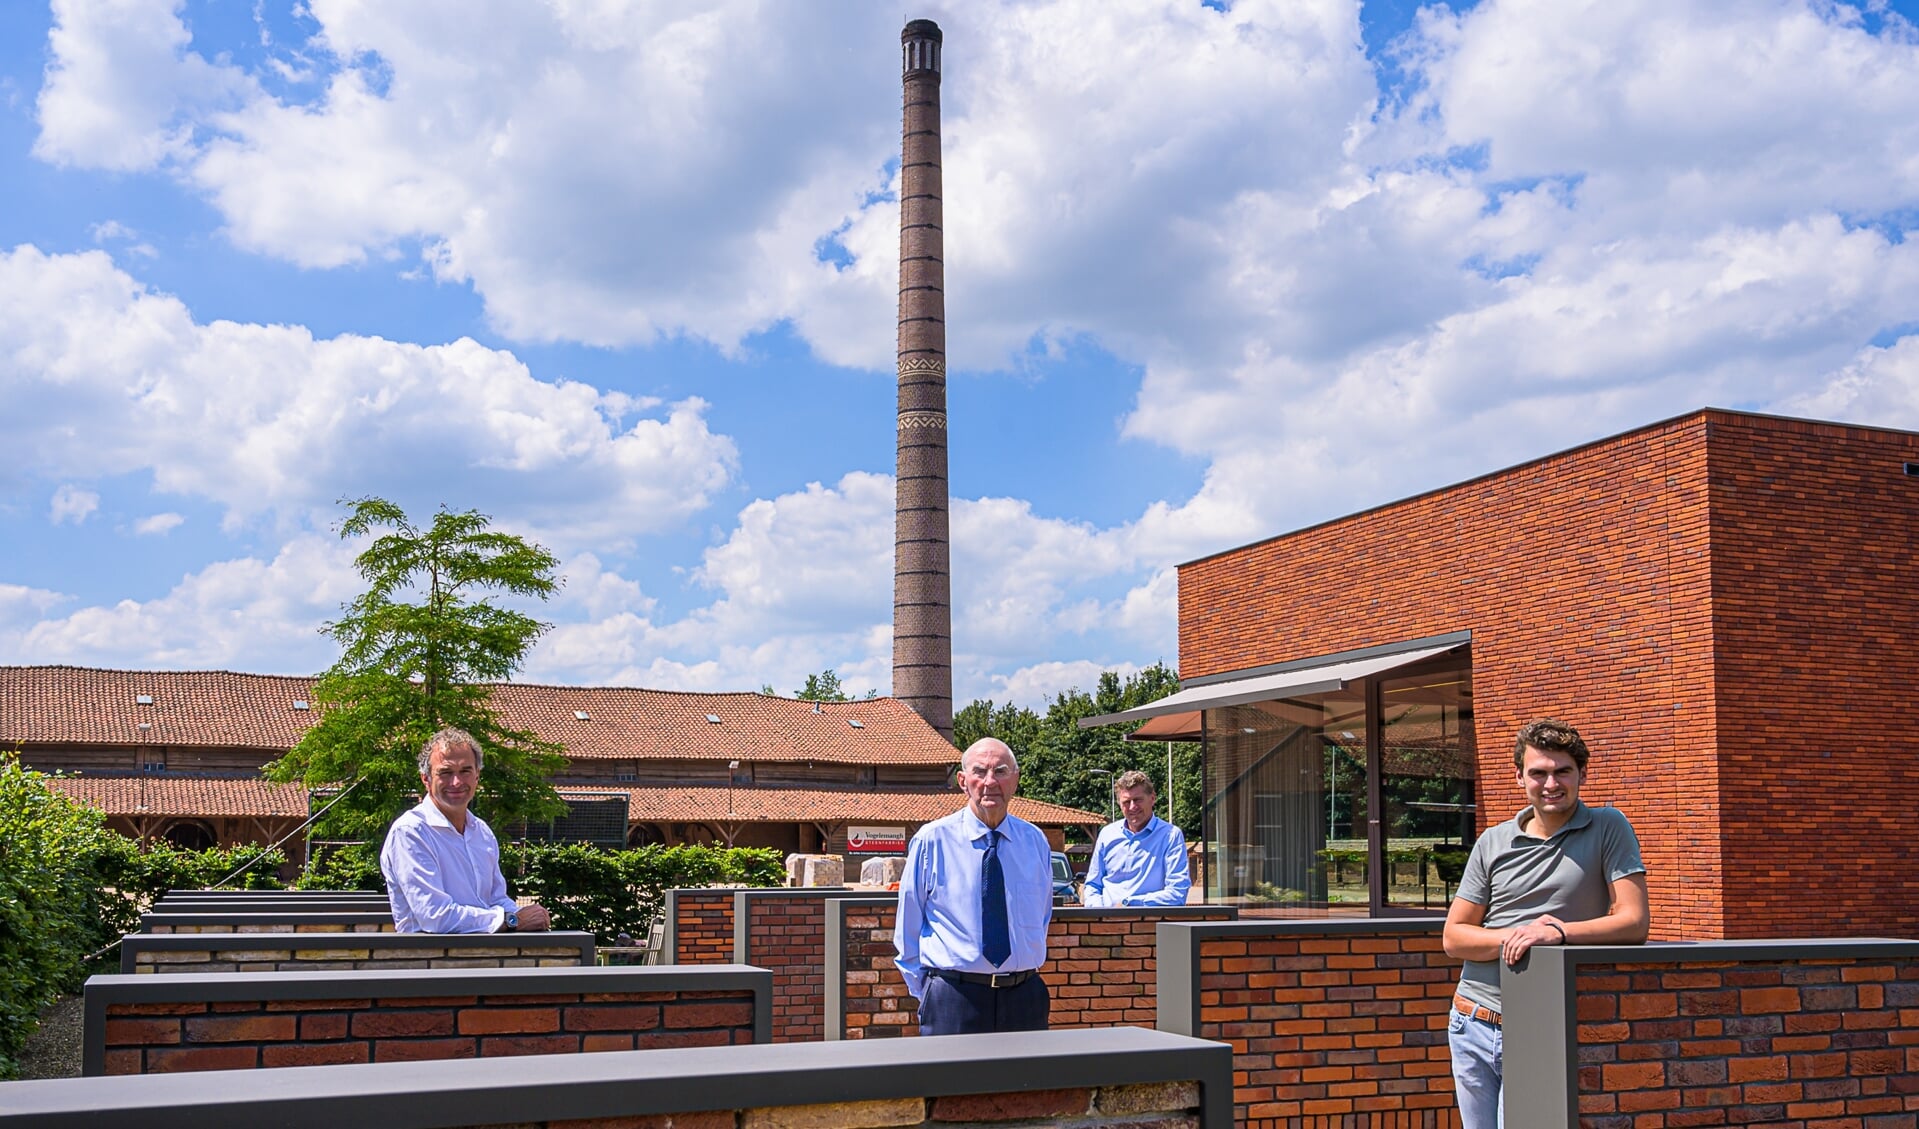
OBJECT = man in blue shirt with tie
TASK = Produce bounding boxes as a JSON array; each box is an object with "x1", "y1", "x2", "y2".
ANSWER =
[
  {"x1": 894, "y1": 737, "x2": 1054, "y2": 1035},
  {"x1": 1079, "y1": 770, "x2": 1191, "y2": 908}
]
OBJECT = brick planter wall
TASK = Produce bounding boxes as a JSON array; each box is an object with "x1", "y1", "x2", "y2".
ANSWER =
[
  {"x1": 6, "y1": 1026, "x2": 1233, "y2": 1129},
  {"x1": 84, "y1": 965, "x2": 771, "y2": 1076},
  {"x1": 828, "y1": 899, "x2": 1236, "y2": 1040},
  {"x1": 733, "y1": 888, "x2": 863, "y2": 1042},
  {"x1": 1156, "y1": 918, "x2": 1462, "y2": 1128},
  {"x1": 662, "y1": 889, "x2": 737, "y2": 964},
  {"x1": 120, "y1": 931, "x2": 596, "y2": 974},
  {"x1": 1503, "y1": 939, "x2": 1919, "y2": 1128}
]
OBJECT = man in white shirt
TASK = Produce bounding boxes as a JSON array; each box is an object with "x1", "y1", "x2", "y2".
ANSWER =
[
  {"x1": 1078, "y1": 770, "x2": 1190, "y2": 908},
  {"x1": 379, "y1": 727, "x2": 551, "y2": 934},
  {"x1": 894, "y1": 738, "x2": 1054, "y2": 1034}
]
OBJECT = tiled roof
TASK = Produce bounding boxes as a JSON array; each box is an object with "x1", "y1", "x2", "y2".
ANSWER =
[
  {"x1": 45, "y1": 774, "x2": 310, "y2": 819},
  {"x1": 43, "y1": 774, "x2": 1104, "y2": 828},
  {"x1": 0, "y1": 666, "x2": 962, "y2": 766},
  {"x1": 616, "y1": 786, "x2": 1105, "y2": 828}
]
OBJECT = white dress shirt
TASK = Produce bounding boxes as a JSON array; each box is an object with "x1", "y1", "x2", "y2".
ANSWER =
[
  {"x1": 379, "y1": 797, "x2": 516, "y2": 933},
  {"x1": 893, "y1": 807, "x2": 1054, "y2": 999}
]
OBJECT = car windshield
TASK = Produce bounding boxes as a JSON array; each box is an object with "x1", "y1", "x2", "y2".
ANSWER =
[{"x1": 1052, "y1": 854, "x2": 1072, "y2": 882}]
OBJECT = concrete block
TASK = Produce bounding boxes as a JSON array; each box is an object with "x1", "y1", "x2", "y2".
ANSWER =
[{"x1": 858, "y1": 857, "x2": 907, "y2": 886}]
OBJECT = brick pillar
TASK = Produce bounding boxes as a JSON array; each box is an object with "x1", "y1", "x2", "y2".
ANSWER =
[{"x1": 894, "y1": 17, "x2": 953, "y2": 741}]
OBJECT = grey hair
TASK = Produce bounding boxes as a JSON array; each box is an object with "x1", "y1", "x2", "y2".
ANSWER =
[
  {"x1": 961, "y1": 736, "x2": 1018, "y2": 771},
  {"x1": 419, "y1": 727, "x2": 484, "y2": 774},
  {"x1": 1114, "y1": 769, "x2": 1154, "y2": 794}
]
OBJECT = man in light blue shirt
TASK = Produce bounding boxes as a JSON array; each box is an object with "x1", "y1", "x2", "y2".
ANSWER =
[
  {"x1": 894, "y1": 737, "x2": 1054, "y2": 1034},
  {"x1": 380, "y1": 727, "x2": 551, "y2": 934},
  {"x1": 1079, "y1": 770, "x2": 1190, "y2": 908}
]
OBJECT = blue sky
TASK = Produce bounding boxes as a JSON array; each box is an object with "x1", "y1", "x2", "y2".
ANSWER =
[{"x1": 3, "y1": 0, "x2": 1917, "y2": 707}]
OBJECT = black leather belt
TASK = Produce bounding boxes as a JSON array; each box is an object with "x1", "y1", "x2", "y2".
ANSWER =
[{"x1": 930, "y1": 967, "x2": 1039, "y2": 988}]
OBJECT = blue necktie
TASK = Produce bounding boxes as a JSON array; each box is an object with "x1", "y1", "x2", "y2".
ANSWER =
[{"x1": 981, "y1": 828, "x2": 1011, "y2": 967}]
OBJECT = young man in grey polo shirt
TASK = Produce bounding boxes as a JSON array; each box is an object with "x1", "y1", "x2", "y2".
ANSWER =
[{"x1": 1442, "y1": 718, "x2": 1649, "y2": 1129}]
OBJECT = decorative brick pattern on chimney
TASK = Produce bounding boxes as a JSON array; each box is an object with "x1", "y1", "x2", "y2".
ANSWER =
[{"x1": 894, "y1": 18, "x2": 953, "y2": 740}]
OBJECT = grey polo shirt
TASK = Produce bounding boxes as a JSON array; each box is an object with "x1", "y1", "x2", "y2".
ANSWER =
[{"x1": 1452, "y1": 801, "x2": 1645, "y2": 1014}]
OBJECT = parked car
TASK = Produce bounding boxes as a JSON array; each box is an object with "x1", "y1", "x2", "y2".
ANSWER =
[{"x1": 1051, "y1": 851, "x2": 1077, "y2": 905}]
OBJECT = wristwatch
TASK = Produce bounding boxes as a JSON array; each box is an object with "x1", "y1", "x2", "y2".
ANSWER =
[{"x1": 502, "y1": 910, "x2": 519, "y2": 932}]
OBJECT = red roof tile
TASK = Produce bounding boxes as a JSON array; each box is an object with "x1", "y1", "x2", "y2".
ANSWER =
[
  {"x1": 613, "y1": 785, "x2": 1104, "y2": 828},
  {"x1": 0, "y1": 666, "x2": 963, "y2": 767},
  {"x1": 45, "y1": 774, "x2": 310, "y2": 819}
]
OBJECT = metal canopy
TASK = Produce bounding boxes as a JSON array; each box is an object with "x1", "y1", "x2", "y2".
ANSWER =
[{"x1": 1078, "y1": 643, "x2": 1461, "y2": 741}]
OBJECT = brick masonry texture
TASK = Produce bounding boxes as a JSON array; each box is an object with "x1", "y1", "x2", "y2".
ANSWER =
[
  {"x1": 670, "y1": 891, "x2": 738, "y2": 965},
  {"x1": 740, "y1": 896, "x2": 836, "y2": 1043},
  {"x1": 836, "y1": 904, "x2": 1234, "y2": 1040},
  {"x1": 1573, "y1": 957, "x2": 1919, "y2": 1127},
  {"x1": 419, "y1": 1080, "x2": 1203, "y2": 1129},
  {"x1": 1190, "y1": 927, "x2": 1462, "y2": 1128},
  {"x1": 1177, "y1": 410, "x2": 1919, "y2": 940},
  {"x1": 99, "y1": 987, "x2": 759, "y2": 1075}
]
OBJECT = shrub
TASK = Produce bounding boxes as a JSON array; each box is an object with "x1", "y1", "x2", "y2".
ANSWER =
[
  {"x1": 502, "y1": 842, "x2": 786, "y2": 945},
  {"x1": 0, "y1": 755, "x2": 124, "y2": 1078}
]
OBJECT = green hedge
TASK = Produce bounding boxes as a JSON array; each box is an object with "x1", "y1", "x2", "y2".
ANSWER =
[
  {"x1": 0, "y1": 756, "x2": 287, "y2": 1079},
  {"x1": 300, "y1": 839, "x2": 785, "y2": 945},
  {"x1": 0, "y1": 755, "x2": 120, "y2": 1078}
]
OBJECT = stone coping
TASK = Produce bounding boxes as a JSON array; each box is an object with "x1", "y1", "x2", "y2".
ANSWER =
[
  {"x1": 1153, "y1": 916, "x2": 1445, "y2": 1035},
  {"x1": 151, "y1": 899, "x2": 391, "y2": 913},
  {"x1": 1502, "y1": 937, "x2": 1919, "y2": 1129},
  {"x1": 10, "y1": 1025, "x2": 1232, "y2": 1129},
  {"x1": 140, "y1": 911, "x2": 393, "y2": 930},
  {"x1": 118, "y1": 929, "x2": 598, "y2": 973}
]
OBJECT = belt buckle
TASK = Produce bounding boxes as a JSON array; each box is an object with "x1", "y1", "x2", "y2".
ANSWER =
[{"x1": 990, "y1": 972, "x2": 1009, "y2": 989}]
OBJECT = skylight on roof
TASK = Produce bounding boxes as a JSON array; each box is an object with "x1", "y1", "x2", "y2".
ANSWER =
[
  {"x1": 706, "y1": 714, "x2": 722, "y2": 724},
  {"x1": 135, "y1": 694, "x2": 153, "y2": 705},
  {"x1": 293, "y1": 700, "x2": 310, "y2": 711},
  {"x1": 574, "y1": 710, "x2": 590, "y2": 721},
  {"x1": 847, "y1": 719, "x2": 865, "y2": 729}
]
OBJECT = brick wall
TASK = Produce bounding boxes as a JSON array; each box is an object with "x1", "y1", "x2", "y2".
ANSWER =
[
  {"x1": 121, "y1": 931, "x2": 594, "y2": 974},
  {"x1": 1702, "y1": 418, "x2": 1919, "y2": 938},
  {"x1": 1157, "y1": 919, "x2": 1462, "y2": 1128},
  {"x1": 1503, "y1": 939, "x2": 1919, "y2": 1129},
  {"x1": 663, "y1": 889, "x2": 736, "y2": 964},
  {"x1": 465, "y1": 1080, "x2": 1207, "y2": 1129},
  {"x1": 1176, "y1": 410, "x2": 1919, "y2": 939},
  {"x1": 735, "y1": 889, "x2": 865, "y2": 1042},
  {"x1": 84, "y1": 966, "x2": 769, "y2": 1076},
  {"x1": 830, "y1": 901, "x2": 1235, "y2": 1040}
]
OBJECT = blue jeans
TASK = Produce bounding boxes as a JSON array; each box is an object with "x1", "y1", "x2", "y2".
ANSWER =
[{"x1": 1448, "y1": 1006, "x2": 1503, "y2": 1129}]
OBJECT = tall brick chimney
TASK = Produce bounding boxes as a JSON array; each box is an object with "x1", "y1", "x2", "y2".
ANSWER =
[{"x1": 894, "y1": 18, "x2": 953, "y2": 741}]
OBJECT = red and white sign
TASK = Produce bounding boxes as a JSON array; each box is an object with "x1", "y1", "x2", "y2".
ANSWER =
[{"x1": 846, "y1": 825, "x2": 908, "y2": 853}]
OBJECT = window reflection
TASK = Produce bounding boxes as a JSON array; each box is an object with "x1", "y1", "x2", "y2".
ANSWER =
[{"x1": 1200, "y1": 650, "x2": 1474, "y2": 916}]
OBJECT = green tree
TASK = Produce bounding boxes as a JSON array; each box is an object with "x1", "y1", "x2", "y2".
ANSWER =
[
  {"x1": 797, "y1": 669, "x2": 852, "y2": 702},
  {"x1": 266, "y1": 497, "x2": 568, "y2": 843},
  {"x1": 953, "y1": 664, "x2": 1197, "y2": 839}
]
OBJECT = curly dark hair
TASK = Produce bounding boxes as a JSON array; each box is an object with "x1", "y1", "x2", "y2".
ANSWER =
[{"x1": 1512, "y1": 717, "x2": 1590, "y2": 770}]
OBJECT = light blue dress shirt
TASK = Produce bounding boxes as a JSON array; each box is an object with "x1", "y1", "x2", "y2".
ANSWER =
[
  {"x1": 379, "y1": 797, "x2": 516, "y2": 933},
  {"x1": 893, "y1": 807, "x2": 1054, "y2": 1000},
  {"x1": 1079, "y1": 815, "x2": 1191, "y2": 907}
]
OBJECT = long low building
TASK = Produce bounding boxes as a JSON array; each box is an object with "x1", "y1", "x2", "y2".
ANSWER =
[{"x1": 1, "y1": 666, "x2": 1102, "y2": 864}]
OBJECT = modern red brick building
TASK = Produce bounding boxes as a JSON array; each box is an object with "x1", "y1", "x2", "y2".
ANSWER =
[
  {"x1": 1092, "y1": 409, "x2": 1919, "y2": 939},
  {"x1": 0, "y1": 667, "x2": 1100, "y2": 865}
]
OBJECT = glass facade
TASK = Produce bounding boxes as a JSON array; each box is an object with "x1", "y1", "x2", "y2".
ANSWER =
[{"x1": 1200, "y1": 649, "x2": 1475, "y2": 915}]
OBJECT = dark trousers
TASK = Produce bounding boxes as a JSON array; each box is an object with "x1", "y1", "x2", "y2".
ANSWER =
[{"x1": 918, "y1": 972, "x2": 1049, "y2": 1035}]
